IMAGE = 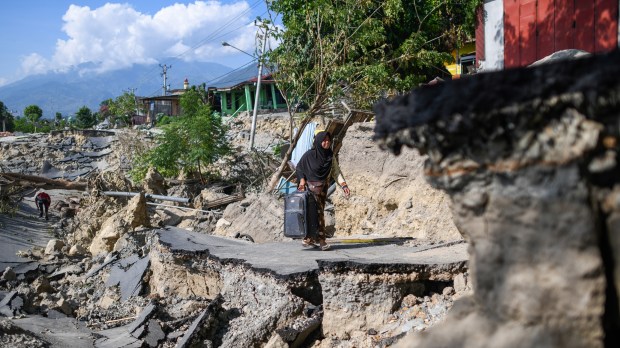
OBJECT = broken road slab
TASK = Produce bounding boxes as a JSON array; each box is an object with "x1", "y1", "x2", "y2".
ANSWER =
[
  {"x1": 105, "y1": 255, "x2": 150, "y2": 301},
  {"x1": 12, "y1": 315, "x2": 95, "y2": 347},
  {"x1": 156, "y1": 227, "x2": 468, "y2": 276},
  {"x1": 0, "y1": 203, "x2": 53, "y2": 270}
]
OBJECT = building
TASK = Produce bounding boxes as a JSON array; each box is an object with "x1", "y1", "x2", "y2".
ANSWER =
[
  {"x1": 208, "y1": 64, "x2": 287, "y2": 117},
  {"x1": 445, "y1": 41, "x2": 477, "y2": 78},
  {"x1": 477, "y1": 0, "x2": 619, "y2": 71},
  {"x1": 138, "y1": 78, "x2": 190, "y2": 125}
]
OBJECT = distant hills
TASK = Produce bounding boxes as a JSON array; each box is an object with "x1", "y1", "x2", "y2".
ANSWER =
[{"x1": 0, "y1": 59, "x2": 232, "y2": 118}]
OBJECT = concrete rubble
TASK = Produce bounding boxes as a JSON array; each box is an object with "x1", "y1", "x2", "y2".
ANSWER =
[
  {"x1": 0, "y1": 130, "x2": 119, "y2": 180},
  {"x1": 374, "y1": 49, "x2": 620, "y2": 347},
  {"x1": 1, "y1": 111, "x2": 471, "y2": 347}
]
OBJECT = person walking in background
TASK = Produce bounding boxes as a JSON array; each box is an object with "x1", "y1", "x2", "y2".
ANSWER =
[
  {"x1": 35, "y1": 191, "x2": 51, "y2": 220},
  {"x1": 296, "y1": 130, "x2": 350, "y2": 251}
]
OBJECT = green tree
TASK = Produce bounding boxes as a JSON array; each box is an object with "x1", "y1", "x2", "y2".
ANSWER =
[
  {"x1": 14, "y1": 117, "x2": 35, "y2": 133},
  {"x1": 264, "y1": 0, "x2": 482, "y2": 191},
  {"x1": 38, "y1": 119, "x2": 53, "y2": 133},
  {"x1": 267, "y1": 0, "x2": 482, "y2": 112},
  {"x1": 55, "y1": 112, "x2": 63, "y2": 129},
  {"x1": 108, "y1": 91, "x2": 141, "y2": 127},
  {"x1": 99, "y1": 99, "x2": 112, "y2": 123},
  {"x1": 131, "y1": 85, "x2": 230, "y2": 182},
  {"x1": 24, "y1": 104, "x2": 43, "y2": 132},
  {"x1": 75, "y1": 106, "x2": 96, "y2": 129},
  {"x1": 0, "y1": 101, "x2": 14, "y2": 132}
]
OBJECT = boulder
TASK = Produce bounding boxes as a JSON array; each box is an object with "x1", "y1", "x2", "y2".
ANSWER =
[
  {"x1": 89, "y1": 217, "x2": 126, "y2": 256},
  {"x1": 89, "y1": 193, "x2": 149, "y2": 256},
  {"x1": 45, "y1": 239, "x2": 65, "y2": 255},
  {"x1": 68, "y1": 244, "x2": 87, "y2": 256},
  {"x1": 212, "y1": 193, "x2": 283, "y2": 243},
  {"x1": 122, "y1": 192, "x2": 149, "y2": 229},
  {"x1": 1, "y1": 267, "x2": 16, "y2": 281},
  {"x1": 32, "y1": 276, "x2": 56, "y2": 294},
  {"x1": 143, "y1": 167, "x2": 167, "y2": 195},
  {"x1": 56, "y1": 298, "x2": 73, "y2": 316}
]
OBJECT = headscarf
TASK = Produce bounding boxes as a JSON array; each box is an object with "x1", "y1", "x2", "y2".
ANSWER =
[{"x1": 296, "y1": 131, "x2": 333, "y2": 182}]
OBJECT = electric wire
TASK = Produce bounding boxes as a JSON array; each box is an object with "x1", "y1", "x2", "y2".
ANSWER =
[{"x1": 131, "y1": 0, "x2": 266, "y2": 97}]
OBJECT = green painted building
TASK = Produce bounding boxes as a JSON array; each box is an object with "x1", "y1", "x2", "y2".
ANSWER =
[{"x1": 208, "y1": 65, "x2": 287, "y2": 116}]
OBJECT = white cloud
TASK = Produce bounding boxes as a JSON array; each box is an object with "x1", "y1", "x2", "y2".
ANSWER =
[
  {"x1": 0, "y1": 77, "x2": 7, "y2": 87},
  {"x1": 21, "y1": 53, "x2": 51, "y2": 75},
  {"x1": 26, "y1": 1, "x2": 268, "y2": 75}
]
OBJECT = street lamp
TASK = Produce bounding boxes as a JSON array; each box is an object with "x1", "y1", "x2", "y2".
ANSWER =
[
  {"x1": 221, "y1": 42, "x2": 256, "y2": 58},
  {"x1": 221, "y1": 38, "x2": 266, "y2": 150}
]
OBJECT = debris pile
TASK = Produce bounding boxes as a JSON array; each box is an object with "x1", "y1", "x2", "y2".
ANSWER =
[
  {"x1": 0, "y1": 130, "x2": 118, "y2": 180},
  {"x1": 1, "y1": 109, "x2": 469, "y2": 347}
]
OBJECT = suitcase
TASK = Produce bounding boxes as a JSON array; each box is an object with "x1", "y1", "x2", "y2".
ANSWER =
[{"x1": 283, "y1": 190, "x2": 319, "y2": 239}]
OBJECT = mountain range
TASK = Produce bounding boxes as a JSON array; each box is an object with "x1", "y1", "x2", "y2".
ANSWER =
[{"x1": 0, "y1": 59, "x2": 232, "y2": 118}]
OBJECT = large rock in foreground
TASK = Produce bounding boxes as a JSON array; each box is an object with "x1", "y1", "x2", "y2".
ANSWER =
[{"x1": 374, "y1": 50, "x2": 620, "y2": 347}]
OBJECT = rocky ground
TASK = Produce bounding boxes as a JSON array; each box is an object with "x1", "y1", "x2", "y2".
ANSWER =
[{"x1": 0, "y1": 111, "x2": 469, "y2": 347}]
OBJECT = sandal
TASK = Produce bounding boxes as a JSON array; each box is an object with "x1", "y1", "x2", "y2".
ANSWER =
[{"x1": 302, "y1": 239, "x2": 318, "y2": 248}]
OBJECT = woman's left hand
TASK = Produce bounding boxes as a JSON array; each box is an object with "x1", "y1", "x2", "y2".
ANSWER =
[{"x1": 342, "y1": 185, "x2": 350, "y2": 198}]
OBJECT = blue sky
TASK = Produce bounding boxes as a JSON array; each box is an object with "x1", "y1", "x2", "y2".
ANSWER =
[{"x1": 0, "y1": 0, "x2": 278, "y2": 87}]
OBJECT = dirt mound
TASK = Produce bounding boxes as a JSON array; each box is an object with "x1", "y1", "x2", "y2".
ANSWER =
[
  {"x1": 216, "y1": 121, "x2": 461, "y2": 243},
  {"x1": 334, "y1": 122, "x2": 460, "y2": 241}
]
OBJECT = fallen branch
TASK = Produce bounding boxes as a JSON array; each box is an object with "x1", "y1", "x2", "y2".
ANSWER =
[
  {"x1": 0, "y1": 173, "x2": 87, "y2": 190},
  {"x1": 103, "y1": 316, "x2": 137, "y2": 324}
]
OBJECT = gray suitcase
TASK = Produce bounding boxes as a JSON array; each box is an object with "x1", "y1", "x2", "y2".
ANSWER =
[{"x1": 284, "y1": 190, "x2": 319, "y2": 239}]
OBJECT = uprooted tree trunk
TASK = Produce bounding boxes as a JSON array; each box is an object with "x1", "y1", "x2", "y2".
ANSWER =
[{"x1": 0, "y1": 173, "x2": 88, "y2": 191}]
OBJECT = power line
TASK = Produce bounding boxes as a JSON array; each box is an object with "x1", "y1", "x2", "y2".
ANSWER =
[
  {"x1": 144, "y1": 59, "x2": 257, "y2": 98},
  {"x1": 130, "y1": 0, "x2": 265, "y2": 97},
  {"x1": 175, "y1": 0, "x2": 264, "y2": 59}
]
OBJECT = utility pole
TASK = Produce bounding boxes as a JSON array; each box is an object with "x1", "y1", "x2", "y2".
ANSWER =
[
  {"x1": 160, "y1": 64, "x2": 171, "y2": 96},
  {"x1": 128, "y1": 87, "x2": 140, "y2": 118},
  {"x1": 249, "y1": 22, "x2": 269, "y2": 150}
]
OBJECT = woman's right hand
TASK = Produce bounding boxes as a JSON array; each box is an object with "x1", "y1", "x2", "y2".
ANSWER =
[{"x1": 298, "y1": 178, "x2": 306, "y2": 191}]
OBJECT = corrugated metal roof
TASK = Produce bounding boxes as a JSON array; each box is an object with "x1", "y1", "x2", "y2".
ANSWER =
[{"x1": 208, "y1": 64, "x2": 274, "y2": 90}]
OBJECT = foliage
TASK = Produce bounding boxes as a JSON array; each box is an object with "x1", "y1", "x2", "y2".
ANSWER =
[
  {"x1": 107, "y1": 91, "x2": 142, "y2": 127},
  {"x1": 13, "y1": 117, "x2": 35, "y2": 133},
  {"x1": 0, "y1": 101, "x2": 15, "y2": 132},
  {"x1": 37, "y1": 119, "x2": 53, "y2": 133},
  {"x1": 23, "y1": 105, "x2": 43, "y2": 130},
  {"x1": 267, "y1": 0, "x2": 483, "y2": 112},
  {"x1": 98, "y1": 101, "x2": 110, "y2": 123},
  {"x1": 130, "y1": 85, "x2": 231, "y2": 182},
  {"x1": 54, "y1": 112, "x2": 65, "y2": 130},
  {"x1": 75, "y1": 106, "x2": 96, "y2": 129},
  {"x1": 156, "y1": 114, "x2": 173, "y2": 126}
]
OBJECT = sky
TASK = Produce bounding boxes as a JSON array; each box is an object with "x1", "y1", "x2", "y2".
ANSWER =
[{"x1": 0, "y1": 0, "x2": 279, "y2": 87}]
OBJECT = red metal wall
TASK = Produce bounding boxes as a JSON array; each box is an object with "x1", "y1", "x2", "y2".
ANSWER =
[{"x1": 503, "y1": 0, "x2": 618, "y2": 68}]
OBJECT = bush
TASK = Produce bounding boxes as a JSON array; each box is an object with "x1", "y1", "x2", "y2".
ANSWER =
[{"x1": 130, "y1": 86, "x2": 231, "y2": 182}]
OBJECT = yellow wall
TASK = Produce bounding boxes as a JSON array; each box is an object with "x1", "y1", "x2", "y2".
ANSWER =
[{"x1": 445, "y1": 42, "x2": 476, "y2": 77}]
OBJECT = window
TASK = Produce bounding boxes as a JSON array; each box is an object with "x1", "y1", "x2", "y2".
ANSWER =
[{"x1": 154, "y1": 100, "x2": 172, "y2": 116}]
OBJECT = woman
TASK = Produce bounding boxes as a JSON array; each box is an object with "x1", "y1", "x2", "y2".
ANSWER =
[{"x1": 295, "y1": 131, "x2": 350, "y2": 250}]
